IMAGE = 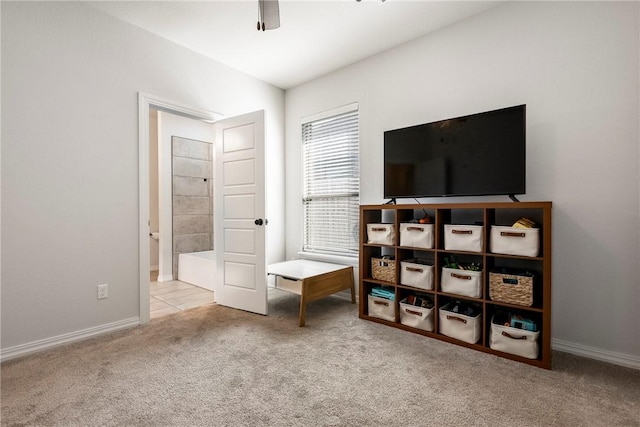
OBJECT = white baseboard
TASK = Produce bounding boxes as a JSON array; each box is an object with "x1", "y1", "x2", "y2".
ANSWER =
[
  {"x1": 157, "y1": 274, "x2": 174, "y2": 282},
  {"x1": 0, "y1": 317, "x2": 140, "y2": 363},
  {"x1": 552, "y1": 338, "x2": 640, "y2": 370}
]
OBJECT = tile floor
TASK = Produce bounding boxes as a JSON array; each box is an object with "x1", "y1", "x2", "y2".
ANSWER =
[{"x1": 150, "y1": 271, "x2": 215, "y2": 320}]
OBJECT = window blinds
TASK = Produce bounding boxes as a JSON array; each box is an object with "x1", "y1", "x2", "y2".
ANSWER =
[{"x1": 302, "y1": 108, "x2": 359, "y2": 257}]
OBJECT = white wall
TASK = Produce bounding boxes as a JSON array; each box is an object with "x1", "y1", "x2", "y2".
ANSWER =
[
  {"x1": 285, "y1": 2, "x2": 639, "y2": 365},
  {"x1": 1, "y1": 2, "x2": 285, "y2": 352}
]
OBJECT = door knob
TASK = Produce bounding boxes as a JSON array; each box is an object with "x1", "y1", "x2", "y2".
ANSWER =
[{"x1": 254, "y1": 218, "x2": 264, "y2": 226}]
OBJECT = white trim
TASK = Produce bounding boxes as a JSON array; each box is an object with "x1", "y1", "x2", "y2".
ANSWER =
[
  {"x1": 139, "y1": 92, "x2": 223, "y2": 123},
  {"x1": 0, "y1": 317, "x2": 140, "y2": 362},
  {"x1": 552, "y1": 338, "x2": 640, "y2": 370},
  {"x1": 301, "y1": 102, "x2": 358, "y2": 124},
  {"x1": 138, "y1": 95, "x2": 151, "y2": 325},
  {"x1": 296, "y1": 251, "x2": 358, "y2": 267},
  {"x1": 138, "y1": 92, "x2": 221, "y2": 325}
]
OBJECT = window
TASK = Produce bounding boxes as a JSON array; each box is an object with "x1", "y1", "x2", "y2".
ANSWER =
[{"x1": 302, "y1": 104, "x2": 359, "y2": 257}]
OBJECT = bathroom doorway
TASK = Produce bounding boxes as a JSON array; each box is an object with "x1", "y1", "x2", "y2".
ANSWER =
[
  {"x1": 138, "y1": 93, "x2": 222, "y2": 324},
  {"x1": 139, "y1": 93, "x2": 273, "y2": 324},
  {"x1": 148, "y1": 110, "x2": 216, "y2": 319}
]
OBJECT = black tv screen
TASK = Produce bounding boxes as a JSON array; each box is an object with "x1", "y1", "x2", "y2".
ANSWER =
[{"x1": 384, "y1": 105, "x2": 526, "y2": 199}]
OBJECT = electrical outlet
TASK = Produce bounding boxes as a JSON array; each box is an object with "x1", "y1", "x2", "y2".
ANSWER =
[{"x1": 97, "y1": 284, "x2": 108, "y2": 300}]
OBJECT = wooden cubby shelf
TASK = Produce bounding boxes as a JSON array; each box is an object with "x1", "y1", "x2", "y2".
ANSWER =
[{"x1": 359, "y1": 201, "x2": 552, "y2": 369}]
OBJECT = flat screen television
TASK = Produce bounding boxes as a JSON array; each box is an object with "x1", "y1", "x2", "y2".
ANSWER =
[{"x1": 384, "y1": 105, "x2": 526, "y2": 200}]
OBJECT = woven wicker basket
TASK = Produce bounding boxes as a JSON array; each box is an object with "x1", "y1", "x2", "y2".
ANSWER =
[
  {"x1": 371, "y1": 257, "x2": 396, "y2": 283},
  {"x1": 489, "y1": 272, "x2": 533, "y2": 306}
]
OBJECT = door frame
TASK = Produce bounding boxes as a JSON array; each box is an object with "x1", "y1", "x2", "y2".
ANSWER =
[{"x1": 138, "y1": 92, "x2": 222, "y2": 324}]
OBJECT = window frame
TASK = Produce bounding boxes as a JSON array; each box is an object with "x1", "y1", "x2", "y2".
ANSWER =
[{"x1": 300, "y1": 103, "x2": 360, "y2": 261}]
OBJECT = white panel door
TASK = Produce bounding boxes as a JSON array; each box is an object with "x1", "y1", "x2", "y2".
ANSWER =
[{"x1": 214, "y1": 110, "x2": 267, "y2": 314}]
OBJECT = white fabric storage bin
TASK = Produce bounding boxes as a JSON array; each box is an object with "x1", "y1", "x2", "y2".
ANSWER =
[
  {"x1": 400, "y1": 261, "x2": 434, "y2": 290},
  {"x1": 490, "y1": 226, "x2": 540, "y2": 257},
  {"x1": 367, "y1": 295, "x2": 395, "y2": 322},
  {"x1": 444, "y1": 224, "x2": 483, "y2": 252},
  {"x1": 367, "y1": 224, "x2": 396, "y2": 245},
  {"x1": 399, "y1": 223, "x2": 434, "y2": 249},
  {"x1": 399, "y1": 298, "x2": 434, "y2": 332},
  {"x1": 440, "y1": 267, "x2": 482, "y2": 298},
  {"x1": 438, "y1": 303, "x2": 482, "y2": 344},
  {"x1": 490, "y1": 318, "x2": 540, "y2": 359}
]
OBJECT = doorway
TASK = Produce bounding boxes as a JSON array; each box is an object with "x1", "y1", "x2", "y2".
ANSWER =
[
  {"x1": 148, "y1": 110, "x2": 216, "y2": 319},
  {"x1": 138, "y1": 93, "x2": 222, "y2": 324},
  {"x1": 138, "y1": 93, "x2": 271, "y2": 324}
]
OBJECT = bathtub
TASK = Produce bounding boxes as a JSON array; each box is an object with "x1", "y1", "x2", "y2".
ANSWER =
[{"x1": 178, "y1": 250, "x2": 216, "y2": 291}]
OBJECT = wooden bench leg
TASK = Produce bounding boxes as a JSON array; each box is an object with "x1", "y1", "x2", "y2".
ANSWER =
[
  {"x1": 349, "y1": 273, "x2": 356, "y2": 304},
  {"x1": 299, "y1": 281, "x2": 307, "y2": 327},
  {"x1": 299, "y1": 302, "x2": 306, "y2": 327}
]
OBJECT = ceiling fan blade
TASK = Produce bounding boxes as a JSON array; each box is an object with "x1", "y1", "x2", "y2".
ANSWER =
[{"x1": 258, "y1": 0, "x2": 280, "y2": 30}]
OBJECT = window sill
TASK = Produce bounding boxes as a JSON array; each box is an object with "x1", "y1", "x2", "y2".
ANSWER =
[{"x1": 296, "y1": 251, "x2": 358, "y2": 267}]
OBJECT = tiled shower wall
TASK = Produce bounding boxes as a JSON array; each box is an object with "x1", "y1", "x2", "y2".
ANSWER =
[{"x1": 172, "y1": 136, "x2": 213, "y2": 275}]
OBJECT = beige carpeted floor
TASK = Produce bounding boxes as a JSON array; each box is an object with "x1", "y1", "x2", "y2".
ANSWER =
[{"x1": 2, "y1": 289, "x2": 639, "y2": 427}]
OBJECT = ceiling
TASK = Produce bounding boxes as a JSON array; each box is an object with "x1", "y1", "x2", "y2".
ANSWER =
[{"x1": 89, "y1": 1, "x2": 503, "y2": 90}]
